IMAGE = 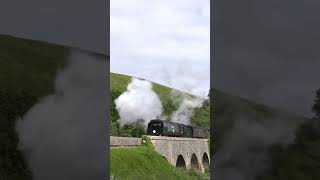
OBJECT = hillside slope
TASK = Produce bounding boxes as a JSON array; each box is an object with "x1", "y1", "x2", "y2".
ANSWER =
[
  {"x1": 4, "y1": 34, "x2": 318, "y2": 180},
  {"x1": 0, "y1": 34, "x2": 69, "y2": 179},
  {"x1": 213, "y1": 89, "x2": 307, "y2": 151},
  {"x1": 110, "y1": 138, "x2": 209, "y2": 180},
  {"x1": 110, "y1": 73, "x2": 210, "y2": 137}
]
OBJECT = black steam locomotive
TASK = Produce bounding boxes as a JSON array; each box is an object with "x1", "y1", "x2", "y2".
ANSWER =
[{"x1": 147, "y1": 119, "x2": 210, "y2": 139}]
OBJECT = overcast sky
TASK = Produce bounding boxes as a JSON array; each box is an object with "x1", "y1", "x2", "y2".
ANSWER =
[
  {"x1": 2, "y1": 0, "x2": 318, "y2": 116},
  {"x1": 110, "y1": 0, "x2": 210, "y2": 98},
  {"x1": 214, "y1": 0, "x2": 320, "y2": 117},
  {"x1": 0, "y1": 0, "x2": 108, "y2": 54}
]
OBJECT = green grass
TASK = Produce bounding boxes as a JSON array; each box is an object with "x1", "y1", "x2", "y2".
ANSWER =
[
  {"x1": 110, "y1": 71, "x2": 210, "y2": 179},
  {"x1": 0, "y1": 35, "x2": 69, "y2": 96},
  {"x1": 110, "y1": 73, "x2": 181, "y2": 117},
  {"x1": 5, "y1": 34, "x2": 318, "y2": 180},
  {"x1": 110, "y1": 138, "x2": 209, "y2": 180},
  {"x1": 110, "y1": 73, "x2": 210, "y2": 137},
  {"x1": 0, "y1": 34, "x2": 69, "y2": 180}
]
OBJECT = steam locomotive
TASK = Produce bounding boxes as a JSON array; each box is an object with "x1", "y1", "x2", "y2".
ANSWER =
[{"x1": 146, "y1": 119, "x2": 210, "y2": 139}]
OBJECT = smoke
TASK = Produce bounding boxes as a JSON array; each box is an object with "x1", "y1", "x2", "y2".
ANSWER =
[
  {"x1": 214, "y1": 114, "x2": 303, "y2": 180},
  {"x1": 15, "y1": 50, "x2": 107, "y2": 180},
  {"x1": 153, "y1": 60, "x2": 210, "y2": 98},
  {"x1": 115, "y1": 78, "x2": 205, "y2": 127},
  {"x1": 115, "y1": 78, "x2": 163, "y2": 127},
  {"x1": 170, "y1": 90, "x2": 204, "y2": 125}
]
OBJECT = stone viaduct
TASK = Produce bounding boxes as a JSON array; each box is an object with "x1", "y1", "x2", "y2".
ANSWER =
[
  {"x1": 148, "y1": 136, "x2": 210, "y2": 173},
  {"x1": 110, "y1": 136, "x2": 210, "y2": 173}
]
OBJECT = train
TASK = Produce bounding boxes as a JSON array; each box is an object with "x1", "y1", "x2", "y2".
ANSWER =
[{"x1": 146, "y1": 119, "x2": 210, "y2": 139}]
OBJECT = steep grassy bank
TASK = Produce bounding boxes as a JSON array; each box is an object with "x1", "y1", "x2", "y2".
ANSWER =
[
  {"x1": 110, "y1": 138, "x2": 209, "y2": 180},
  {"x1": 0, "y1": 35, "x2": 69, "y2": 179}
]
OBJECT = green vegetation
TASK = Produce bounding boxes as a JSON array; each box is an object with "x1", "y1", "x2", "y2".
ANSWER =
[
  {"x1": 110, "y1": 73, "x2": 210, "y2": 137},
  {"x1": 212, "y1": 89, "x2": 305, "y2": 152},
  {"x1": 258, "y1": 118, "x2": 320, "y2": 180},
  {"x1": 0, "y1": 34, "x2": 210, "y2": 180},
  {"x1": 191, "y1": 100, "x2": 210, "y2": 128},
  {"x1": 212, "y1": 88, "x2": 320, "y2": 180},
  {"x1": 109, "y1": 72, "x2": 210, "y2": 179},
  {"x1": 110, "y1": 73, "x2": 181, "y2": 119},
  {"x1": 0, "y1": 35, "x2": 69, "y2": 180},
  {"x1": 110, "y1": 137, "x2": 209, "y2": 180}
]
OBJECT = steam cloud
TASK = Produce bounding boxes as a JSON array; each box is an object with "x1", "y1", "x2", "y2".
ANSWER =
[
  {"x1": 15, "y1": 50, "x2": 107, "y2": 180},
  {"x1": 214, "y1": 114, "x2": 303, "y2": 180},
  {"x1": 115, "y1": 79, "x2": 205, "y2": 127},
  {"x1": 170, "y1": 90, "x2": 204, "y2": 125},
  {"x1": 154, "y1": 60, "x2": 210, "y2": 98},
  {"x1": 115, "y1": 78, "x2": 163, "y2": 127}
]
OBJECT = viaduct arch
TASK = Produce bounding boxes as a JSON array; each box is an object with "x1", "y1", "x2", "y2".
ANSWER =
[{"x1": 148, "y1": 136, "x2": 210, "y2": 173}]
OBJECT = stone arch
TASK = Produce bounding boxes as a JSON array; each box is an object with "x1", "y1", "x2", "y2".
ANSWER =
[
  {"x1": 176, "y1": 155, "x2": 186, "y2": 169},
  {"x1": 202, "y1": 152, "x2": 210, "y2": 170},
  {"x1": 190, "y1": 154, "x2": 200, "y2": 171}
]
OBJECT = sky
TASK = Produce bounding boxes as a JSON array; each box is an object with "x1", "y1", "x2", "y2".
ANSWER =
[
  {"x1": 1, "y1": 0, "x2": 318, "y2": 116},
  {"x1": 0, "y1": 0, "x2": 109, "y2": 54},
  {"x1": 110, "y1": 0, "x2": 210, "y2": 98},
  {"x1": 214, "y1": 0, "x2": 320, "y2": 117}
]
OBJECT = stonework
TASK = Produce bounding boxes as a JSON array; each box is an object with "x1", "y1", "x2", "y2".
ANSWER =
[
  {"x1": 110, "y1": 136, "x2": 142, "y2": 147},
  {"x1": 148, "y1": 135, "x2": 210, "y2": 173}
]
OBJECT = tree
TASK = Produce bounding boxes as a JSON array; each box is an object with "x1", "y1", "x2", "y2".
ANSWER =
[{"x1": 312, "y1": 88, "x2": 320, "y2": 118}]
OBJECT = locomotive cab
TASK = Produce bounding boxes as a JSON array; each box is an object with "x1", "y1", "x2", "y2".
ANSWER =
[{"x1": 147, "y1": 120, "x2": 163, "y2": 135}]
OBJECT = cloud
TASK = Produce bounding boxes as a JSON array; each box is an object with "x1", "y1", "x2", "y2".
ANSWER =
[{"x1": 110, "y1": 0, "x2": 210, "y2": 97}]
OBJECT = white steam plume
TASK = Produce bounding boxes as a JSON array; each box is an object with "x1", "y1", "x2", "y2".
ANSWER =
[
  {"x1": 170, "y1": 90, "x2": 204, "y2": 125},
  {"x1": 115, "y1": 78, "x2": 163, "y2": 127},
  {"x1": 15, "y1": 50, "x2": 107, "y2": 180},
  {"x1": 214, "y1": 112, "x2": 304, "y2": 180}
]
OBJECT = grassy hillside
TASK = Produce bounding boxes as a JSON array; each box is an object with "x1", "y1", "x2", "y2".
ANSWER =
[
  {"x1": 257, "y1": 118, "x2": 320, "y2": 180},
  {"x1": 110, "y1": 138, "x2": 209, "y2": 180},
  {"x1": 110, "y1": 73, "x2": 211, "y2": 179},
  {"x1": 7, "y1": 33, "x2": 319, "y2": 180},
  {"x1": 110, "y1": 73, "x2": 210, "y2": 137},
  {"x1": 212, "y1": 89, "x2": 320, "y2": 180},
  {"x1": 212, "y1": 89, "x2": 307, "y2": 151},
  {"x1": 0, "y1": 35, "x2": 69, "y2": 179}
]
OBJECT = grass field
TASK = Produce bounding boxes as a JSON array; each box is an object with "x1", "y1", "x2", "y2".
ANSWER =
[{"x1": 110, "y1": 138, "x2": 209, "y2": 180}]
